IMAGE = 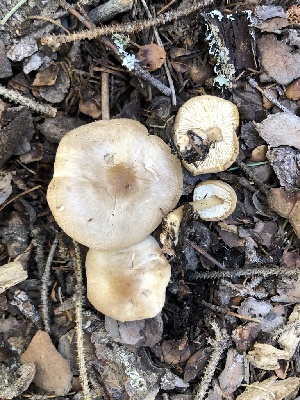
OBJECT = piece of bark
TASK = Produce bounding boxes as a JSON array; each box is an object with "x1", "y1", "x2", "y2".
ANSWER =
[
  {"x1": 0, "y1": 39, "x2": 12, "y2": 79},
  {"x1": 20, "y1": 330, "x2": 72, "y2": 395},
  {"x1": 0, "y1": 363, "x2": 36, "y2": 399},
  {"x1": 0, "y1": 109, "x2": 34, "y2": 167},
  {"x1": 89, "y1": 0, "x2": 133, "y2": 24},
  {"x1": 0, "y1": 261, "x2": 28, "y2": 293}
]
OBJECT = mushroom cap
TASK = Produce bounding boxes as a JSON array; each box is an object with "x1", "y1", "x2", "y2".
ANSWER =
[
  {"x1": 47, "y1": 118, "x2": 183, "y2": 250},
  {"x1": 86, "y1": 235, "x2": 171, "y2": 321},
  {"x1": 193, "y1": 180, "x2": 237, "y2": 221},
  {"x1": 174, "y1": 95, "x2": 239, "y2": 175}
]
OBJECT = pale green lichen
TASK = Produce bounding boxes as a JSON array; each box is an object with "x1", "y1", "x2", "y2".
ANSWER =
[{"x1": 112, "y1": 34, "x2": 137, "y2": 71}]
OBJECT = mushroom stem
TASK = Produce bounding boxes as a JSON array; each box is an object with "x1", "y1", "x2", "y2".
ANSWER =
[
  {"x1": 161, "y1": 195, "x2": 224, "y2": 249},
  {"x1": 192, "y1": 195, "x2": 223, "y2": 211},
  {"x1": 192, "y1": 127, "x2": 223, "y2": 142}
]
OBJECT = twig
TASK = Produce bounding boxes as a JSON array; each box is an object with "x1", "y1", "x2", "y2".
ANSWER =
[
  {"x1": 41, "y1": 235, "x2": 59, "y2": 333},
  {"x1": 236, "y1": 160, "x2": 269, "y2": 195},
  {"x1": 101, "y1": 72, "x2": 110, "y2": 120},
  {"x1": 186, "y1": 239, "x2": 225, "y2": 270},
  {"x1": 140, "y1": 0, "x2": 176, "y2": 105},
  {"x1": 193, "y1": 321, "x2": 230, "y2": 399},
  {"x1": 247, "y1": 77, "x2": 292, "y2": 113},
  {"x1": 0, "y1": 185, "x2": 41, "y2": 212},
  {"x1": 27, "y1": 15, "x2": 70, "y2": 34},
  {"x1": 73, "y1": 241, "x2": 91, "y2": 400},
  {"x1": 55, "y1": 0, "x2": 172, "y2": 96},
  {"x1": 0, "y1": 85, "x2": 57, "y2": 116},
  {"x1": 195, "y1": 266, "x2": 300, "y2": 279},
  {"x1": 41, "y1": 1, "x2": 214, "y2": 46}
]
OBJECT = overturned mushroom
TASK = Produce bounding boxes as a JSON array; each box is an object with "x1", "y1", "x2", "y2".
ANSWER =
[
  {"x1": 86, "y1": 236, "x2": 171, "y2": 321},
  {"x1": 47, "y1": 118, "x2": 183, "y2": 250},
  {"x1": 161, "y1": 180, "x2": 237, "y2": 251},
  {"x1": 174, "y1": 95, "x2": 239, "y2": 175}
]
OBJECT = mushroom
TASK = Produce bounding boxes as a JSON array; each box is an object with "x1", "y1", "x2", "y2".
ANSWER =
[
  {"x1": 160, "y1": 180, "x2": 237, "y2": 252},
  {"x1": 192, "y1": 180, "x2": 237, "y2": 221},
  {"x1": 174, "y1": 95, "x2": 239, "y2": 175},
  {"x1": 86, "y1": 235, "x2": 171, "y2": 321},
  {"x1": 47, "y1": 118, "x2": 183, "y2": 250}
]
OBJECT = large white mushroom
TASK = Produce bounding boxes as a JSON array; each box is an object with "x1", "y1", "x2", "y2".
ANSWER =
[
  {"x1": 47, "y1": 118, "x2": 183, "y2": 250},
  {"x1": 86, "y1": 236, "x2": 171, "y2": 321},
  {"x1": 174, "y1": 95, "x2": 239, "y2": 175}
]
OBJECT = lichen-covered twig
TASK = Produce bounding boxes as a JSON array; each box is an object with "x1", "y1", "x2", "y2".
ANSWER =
[
  {"x1": 41, "y1": 1, "x2": 214, "y2": 46},
  {"x1": 53, "y1": 1, "x2": 172, "y2": 97},
  {"x1": 0, "y1": 85, "x2": 57, "y2": 116},
  {"x1": 195, "y1": 266, "x2": 300, "y2": 280},
  {"x1": 73, "y1": 241, "x2": 91, "y2": 400},
  {"x1": 193, "y1": 321, "x2": 230, "y2": 399},
  {"x1": 247, "y1": 77, "x2": 292, "y2": 113},
  {"x1": 41, "y1": 235, "x2": 58, "y2": 333}
]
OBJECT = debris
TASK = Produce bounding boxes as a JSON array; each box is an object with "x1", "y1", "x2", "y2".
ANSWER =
[
  {"x1": 257, "y1": 34, "x2": 300, "y2": 85},
  {"x1": 20, "y1": 330, "x2": 72, "y2": 395},
  {"x1": 0, "y1": 363, "x2": 36, "y2": 400},
  {"x1": 218, "y1": 348, "x2": 244, "y2": 395},
  {"x1": 237, "y1": 376, "x2": 300, "y2": 400},
  {"x1": 256, "y1": 113, "x2": 300, "y2": 150},
  {"x1": 0, "y1": 261, "x2": 27, "y2": 293},
  {"x1": 105, "y1": 314, "x2": 163, "y2": 346},
  {"x1": 0, "y1": 39, "x2": 12, "y2": 78},
  {"x1": 237, "y1": 298, "x2": 284, "y2": 332}
]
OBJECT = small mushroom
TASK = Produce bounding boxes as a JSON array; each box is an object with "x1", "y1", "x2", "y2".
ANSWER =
[
  {"x1": 161, "y1": 180, "x2": 237, "y2": 251},
  {"x1": 47, "y1": 118, "x2": 183, "y2": 250},
  {"x1": 174, "y1": 95, "x2": 239, "y2": 175},
  {"x1": 86, "y1": 236, "x2": 171, "y2": 321},
  {"x1": 192, "y1": 180, "x2": 237, "y2": 221}
]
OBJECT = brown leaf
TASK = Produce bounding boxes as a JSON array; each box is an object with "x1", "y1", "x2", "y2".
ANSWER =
[{"x1": 32, "y1": 64, "x2": 59, "y2": 87}]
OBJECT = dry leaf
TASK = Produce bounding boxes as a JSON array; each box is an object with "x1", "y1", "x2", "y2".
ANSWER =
[
  {"x1": 256, "y1": 113, "x2": 300, "y2": 150},
  {"x1": 219, "y1": 348, "x2": 244, "y2": 394},
  {"x1": 0, "y1": 261, "x2": 28, "y2": 293},
  {"x1": 236, "y1": 376, "x2": 300, "y2": 400},
  {"x1": 257, "y1": 34, "x2": 300, "y2": 85},
  {"x1": 248, "y1": 305, "x2": 300, "y2": 370}
]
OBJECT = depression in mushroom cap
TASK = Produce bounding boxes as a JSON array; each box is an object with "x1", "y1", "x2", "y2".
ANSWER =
[
  {"x1": 86, "y1": 235, "x2": 171, "y2": 321},
  {"x1": 174, "y1": 95, "x2": 239, "y2": 175},
  {"x1": 47, "y1": 118, "x2": 183, "y2": 250}
]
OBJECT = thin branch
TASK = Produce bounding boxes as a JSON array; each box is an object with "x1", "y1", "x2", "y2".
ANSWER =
[
  {"x1": 0, "y1": 85, "x2": 57, "y2": 116},
  {"x1": 41, "y1": 235, "x2": 59, "y2": 333},
  {"x1": 193, "y1": 321, "x2": 230, "y2": 399},
  {"x1": 247, "y1": 77, "x2": 292, "y2": 113},
  {"x1": 41, "y1": 1, "x2": 214, "y2": 46},
  {"x1": 194, "y1": 266, "x2": 300, "y2": 279},
  {"x1": 73, "y1": 241, "x2": 91, "y2": 400}
]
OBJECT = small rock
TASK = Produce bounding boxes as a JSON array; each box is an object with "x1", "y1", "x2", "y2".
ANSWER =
[
  {"x1": 7, "y1": 37, "x2": 38, "y2": 62},
  {"x1": 20, "y1": 330, "x2": 72, "y2": 395}
]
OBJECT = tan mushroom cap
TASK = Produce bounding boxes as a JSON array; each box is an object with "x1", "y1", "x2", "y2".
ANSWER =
[
  {"x1": 193, "y1": 180, "x2": 237, "y2": 221},
  {"x1": 174, "y1": 95, "x2": 239, "y2": 175},
  {"x1": 86, "y1": 236, "x2": 171, "y2": 321},
  {"x1": 47, "y1": 118, "x2": 183, "y2": 250}
]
